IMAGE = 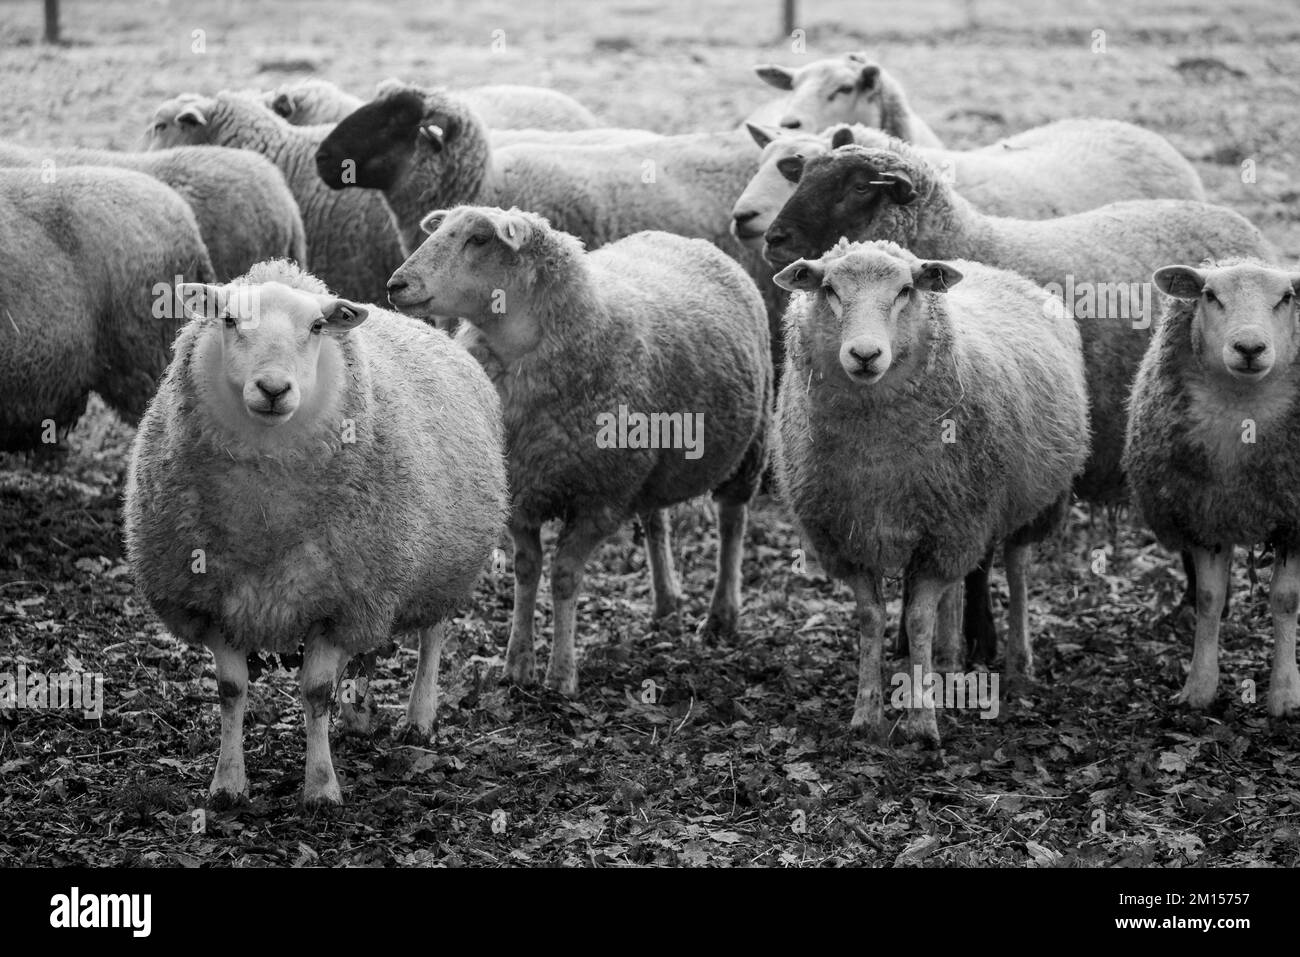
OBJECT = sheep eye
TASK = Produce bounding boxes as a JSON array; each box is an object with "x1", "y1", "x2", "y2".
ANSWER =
[
  {"x1": 835, "y1": 84, "x2": 855, "y2": 96},
  {"x1": 153, "y1": 122, "x2": 166, "y2": 133},
  {"x1": 853, "y1": 182, "x2": 871, "y2": 193},
  {"x1": 1279, "y1": 291, "x2": 1294, "y2": 308},
  {"x1": 1203, "y1": 289, "x2": 1218, "y2": 305},
  {"x1": 466, "y1": 234, "x2": 488, "y2": 247},
  {"x1": 310, "y1": 321, "x2": 324, "y2": 335},
  {"x1": 897, "y1": 285, "x2": 913, "y2": 301}
]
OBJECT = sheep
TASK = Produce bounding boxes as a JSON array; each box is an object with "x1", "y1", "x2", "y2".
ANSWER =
[
  {"x1": 313, "y1": 80, "x2": 786, "y2": 368},
  {"x1": 745, "y1": 52, "x2": 943, "y2": 146},
  {"x1": 1124, "y1": 259, "x2": 1300, "y2": 717},
  {"x1": 122, "y1": 259, "x2": 508, "y2": 806},
  {"x1": 772, "y1": 239, "x2": 1089, "y2": 745},
  {"x1": 263, "y1": 77, "x2": 600, "y2": 130},
  {"x1": 731, "y1": 119, "x2": 1205, "y2": 246},
  {"x1": 0, "y1": 167, "x2": 215, "y2": 451},
  {"x1": 386, "y1": 206, "x2": 772, "y2": 696},
  {"x1": 142, "y1": 91, "x2": 404, "y2": 304},
  {"x1": 0, "y1": 140, "x2": 306, "y2": 281},
  {"x1": 765, "y1": 142, "x2": 1272, "y2": 666}
]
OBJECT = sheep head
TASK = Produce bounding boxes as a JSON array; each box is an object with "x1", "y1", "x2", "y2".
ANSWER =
[
  {"x1": 143, "y1": 94, "x2": 215, "y2": 149},
  {"x1": 752, "y1": 52, "x2": 888, "y2": 132},
  {"x1": 1155, "y1": 261, "x2": 1300, "y2": 383},
  {"x1": 775, "y1": 240, "x2": 960, "y2": 386},
  {"x1": 763, "y1": 144, "x2": 923, "y2": 268},
  {"x1": 315, "y1": 81, "x2": 463, "y2": 193},
  {"x1": 179, "y1": 280, "x2": 367, "y2": 438},
  {"x1": 732, "y1": 126, "x2": 829, "y2": 248}
]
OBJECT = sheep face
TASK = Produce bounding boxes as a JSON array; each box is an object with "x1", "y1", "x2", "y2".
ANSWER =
[
  {"x1": 754, "y1": 53, "x2": 887, "y2": 132},
  {"x1": 1155, "y1": 263, "x2": 1300, "y2": 382},
  {"x1": 763, "y1": 145, "x2": 918, "y2": 268},
  {"x1": 388, "y1": 207, "x2": 542, "y2": 360},
  {"x1": 732, "y1": 125, "x2": 828, "y2": 247},
  {"x1": 775, "y1": 243, "x2": 961, "y2": 385},
  {"x1": 143, "y1": 95, "x2": 215, "y2": 149},
  {"x1": 180, "y1": 281, "x2": 368, "y2": 433},
  {"x1": 316, "y1": 85, "x2": 459, "y2": 193}
]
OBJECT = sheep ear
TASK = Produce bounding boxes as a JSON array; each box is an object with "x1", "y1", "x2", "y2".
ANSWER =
[
  {"x1": 420, "y1": 209, "x2": 449, "y2": 235},
  {"x1": 746, "y1": 122, "x2": 782, "y2": 149},
  {"x1": 177, "y1": 283, "x2": 222, "y2": 321},
  {"x1": 318, "y1": 298, "x2": 369, "y2": 333},
  {"x1": 776, "y1": 155, "x2": 805, "y2": 184},
  {"x1": 912, "y1": 261, "x2": 962, "y2": 293},
  {"x1": 755, "y1": 65, "x2": 796, "y2": 91},
  {"x1": 858, "y1": 64, "x2": 881, "y2": 91},
  {"x1": 773, "y1": 259, "x2": 826, "y2": 292},
  {"x1": 176, "y1": 104, "x2": 207, "y2": 127},
  {"x1": 1153, "y1": 266, "x2": 1207, "y2": 300},
  {"x1": 270, "y1": 92, "x2": 293, "y2": 119},
  {"x1": 828, "y1": 126, "x2": 855, "y2": 149},
  {"x1": 494, "y1": 214, "x2": 529, "y2": 251},
  {"x1": 877, "y1": 170, "x2": 916, "y2": 205}
]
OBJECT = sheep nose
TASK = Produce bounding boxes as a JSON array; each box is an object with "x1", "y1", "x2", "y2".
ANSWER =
[
  {"x1": 256, "y1": 379, "x2": 291, "y2": 400},
  {"x1": 387, "y1": 278, "x2": 408, "y2": 297},
  {"x1": 734, "y1": 210, "x2": 760, "y2": 225},
  {"x1": 1233, "y1": 341, "x2": 1267, "y2": 360},
  {"x1": 779, "y1": 117, "x2": 802, "y2": 129},
  {"x1": 848, "y1": 345, "x2": 882, "y2": 370}
]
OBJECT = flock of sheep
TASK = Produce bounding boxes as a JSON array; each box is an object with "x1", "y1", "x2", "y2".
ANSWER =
[{"x1": 1, "y1": 51, "x2": 1296, "y2": 808}]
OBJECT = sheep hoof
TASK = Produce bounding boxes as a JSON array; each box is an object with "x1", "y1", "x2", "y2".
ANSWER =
[
  {"x1": 901, "y1": 711, "x2": 941, "y2": 750},
  {"x1": 207, "y1": 785, "x2": 249, "y2": 811},
  {"x1": 302, "y1": 780, "x2": 344, "y2": 809},
  {"x1": 1267, "y1": 676, "x2": 1300, "y2": 718},
  {"x1": 652, "y1": 597, "x2": 683, "y2": 622},
  {"x1": 849, "y1": 713, "x2": 885, "y2": 743},
  {"x1": 700, "y1": 609, "x2": 738, "y2": 642},
  {"x1": 208, "y1": 766, "x2": 248, "y2": 806},
  {"x1": 543, "y1": 668, "x2": 579, "y2": 698},
  {"x1": 1173, "y1": 679, "x2": 1218, "y2": 710},
  {"x1": 395, "y1": 721, "x2": 434, "y2": 746}
]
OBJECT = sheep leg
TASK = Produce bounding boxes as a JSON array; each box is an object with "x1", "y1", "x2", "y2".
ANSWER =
[
  {"x1": 504, "y1": 522, "x2": 543, "y2": 687},
  {"x1": 301, "y1": 635, "x2": 349, "y2": 807},
  {"x1": 1003, "y1": 541, "x2": 1033, "y2": 683},
  {"x1": 1268, "y1": 547, "x2": 1300, "y2": 717},
  {"x1": 641, "y1": 509, "x2": 682, "y2": 620},
  {"x1": 901, "y1": 576, "x2": 946, "y2": 748},
  {"x1": 848, "y1": 573, "x2": 886, "y2": 739},
  {"x1": 404, "y1": 622, "x2": 449, "y2": 737},
  {"x1": 336, "y1": 650, "x2": 376, "y2": 736},
  {"x1": 1175, "y1": 545, "x2": 1230, "y2": 709},
  {"x1": 963, "y1": 549, "x2": 998, "y2": 668},
  {"x1": 545, "y1": 514, "x2": 613, "y2": 696},
  {"x1": 933, "y1": 583, "x2": 964, "y2": 675},
  {"x1": 894, "y1": 574, "x2": 910, "y2": 657},
  {"x1": 1181, "y1": 549, "x2": 1231, "y2": 619},
  {"x1": 207, "y1": 629, "x2": 249, "y2": 803},
  {"x1": 703, "y1": 498, "x2": 748, "y2": 638}
]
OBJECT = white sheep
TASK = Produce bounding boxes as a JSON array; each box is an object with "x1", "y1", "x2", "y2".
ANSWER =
[
  {"x1": 773, "y1": 240, "x2": 1090, "y2": 745},
  {"x1": 386, "y1": 206, "x2": 772, "y2": 696},
  {"x1": 0, "y1": 140, "x2": 306, "y2": 281},
  {"x1": 263, "y1": 77, "x2": 600, "y2": 130},
  {"x1": 765, "y1": 141, "x2": 1272, "y2": 667},
  {"x1": 0, "y1": 167, "x2": 214, "y2": 450},
  {"x1": 123, "y1": 259, "x2": 508, "y2": 806},
  {"x1": 746, "y1": 53, "x2": 942, "y2": 146},
  {"x1": 731, "y1": 119, "x2": 1206, "y2": 246},
  {"x1": 142, "y1": 91, "x2": 404, "y2": 303},
  {"x1": 1125, "y1": 259, "x2": 1300, "y2": 717}
]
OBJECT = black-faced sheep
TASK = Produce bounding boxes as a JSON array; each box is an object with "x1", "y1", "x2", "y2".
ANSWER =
[
  {"x1": 123, "y1": 260, "x2": 508, "y2": 806},
  {"x1": 386, "y1": 206, "x2": 772, "y2": 696},
  {"x1": 0, "y1": 167, "x2": 214, "y2": 450},
  {"x1": 731, "y1": 119, "x2": 1205, "y2": 246},
  {"x1": 773, "y1": 240, "x2": 1089, "y2": 746},
  {"x1": 1125, "y1": 259, "x2": 1300, "y2": 717}
]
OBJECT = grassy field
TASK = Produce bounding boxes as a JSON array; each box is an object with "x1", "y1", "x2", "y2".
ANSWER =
[{"x1": 2, "y1": 0, "x2": 1299, "y2": 867}]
